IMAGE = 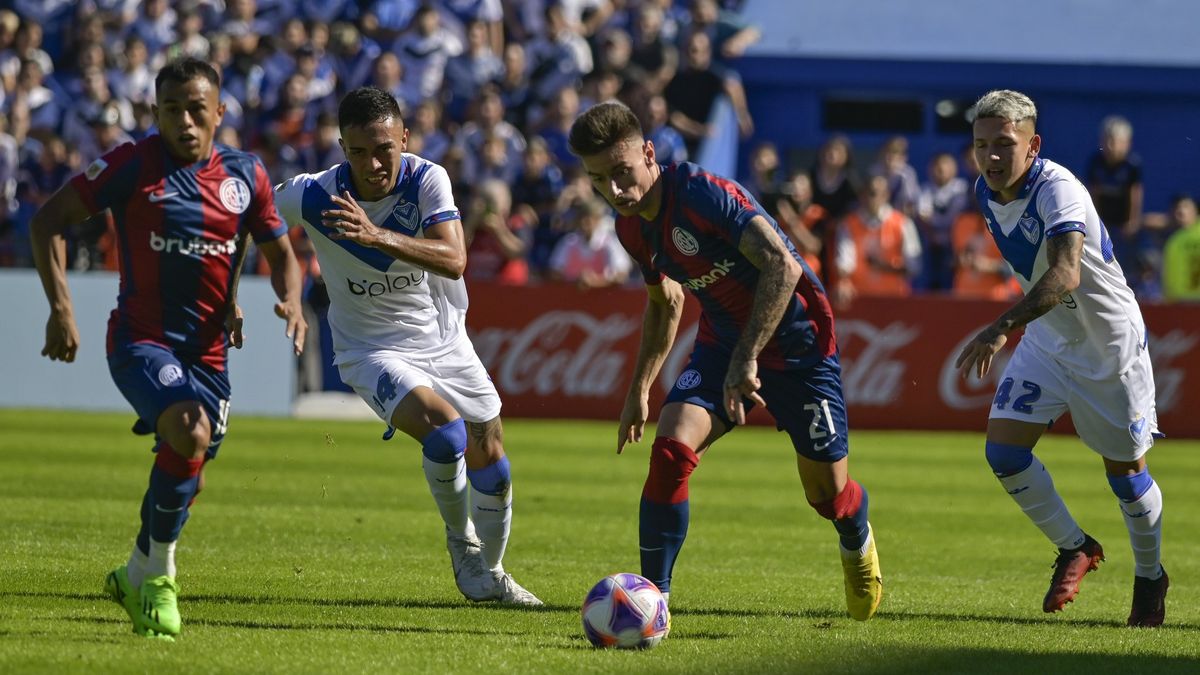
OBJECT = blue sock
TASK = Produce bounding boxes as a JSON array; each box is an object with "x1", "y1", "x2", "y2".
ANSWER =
[
  {"x1": 148, "y1": 460, "x2": 200, "y2": 543},
  {"x1": 832, "y1": 484, "x2": 870, "y2": 551},
  {"x1": 639, "y1": 497, "x2": 689, "y2": 594}
]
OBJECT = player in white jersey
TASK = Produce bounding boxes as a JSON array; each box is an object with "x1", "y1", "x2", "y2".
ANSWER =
[
  {"x1": 956, "y1": 90, "x2": 1166, "y2": 627},
  {"x1": 274, "y1": 87, "x2": 541, "y2": 606}
]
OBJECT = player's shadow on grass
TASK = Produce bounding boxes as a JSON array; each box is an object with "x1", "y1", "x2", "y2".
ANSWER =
[{"x1": 66, "y1": 615, "x2": 526, "y2": 637}]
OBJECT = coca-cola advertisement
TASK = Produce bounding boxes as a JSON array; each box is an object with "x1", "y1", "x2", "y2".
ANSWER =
[{"x1": 466, "y1": 283, "x2": 1200, "y2": 437}]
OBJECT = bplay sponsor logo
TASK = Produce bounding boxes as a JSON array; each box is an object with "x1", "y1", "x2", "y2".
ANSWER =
[{"x1": 347, "y1": 271, "x2": 427, "y2": 297}]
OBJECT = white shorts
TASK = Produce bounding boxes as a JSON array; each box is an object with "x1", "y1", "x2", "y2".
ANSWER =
[
  {"x1": 989, "y1": 340, "x2": 1159, "y2": 461},
  {"x1": 338, "y1": 337, "x2": 502, "y2": 426}
]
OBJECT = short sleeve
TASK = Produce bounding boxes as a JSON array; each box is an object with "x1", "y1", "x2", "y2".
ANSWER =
[
  {"x1": 68, "y1": 142, "x2": 140, "y2": 215},
  {"x1": 273, "y1": 172, "x2": 312, "y2": 227},
  {"x1": 416, "y1": 163, "x2": 462, "y2": 230},
  {"x1": 679, "y1": 171, "x2": 765, "y2": 245},
  {"x1": 1038, "y1": 178, "x2": 1089, "y2": 238},
  {"x1": 247, "y1": 157, "x2": 288, "y2": 244}
]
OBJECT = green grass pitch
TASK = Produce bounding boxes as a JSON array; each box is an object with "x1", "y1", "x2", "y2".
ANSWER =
[{"x1": 2, "y1": 409, "x2": 1199, "y2": 673}]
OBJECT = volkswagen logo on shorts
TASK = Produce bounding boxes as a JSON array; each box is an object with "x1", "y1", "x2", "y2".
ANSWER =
[
  {"x1": 158, "y1": 364, "x2": 185, "y2": 387},
  {"x1": 219, "y1": 177, "x2": 252, "y2": 214},
  {"x1": 671, "y1": 227, "x2": 700, "y2": 256},
  {"x1": 676, "y1": 369, "x2": 702, "y2": 390}
]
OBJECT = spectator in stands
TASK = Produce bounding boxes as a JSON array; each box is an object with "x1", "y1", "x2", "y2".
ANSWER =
[
  {"x1": 1085, "y1": 115, "x2": 1143, "y2": 286},
  {"x1": 368, "y1": 51, "x2": 408, "y2": 114},
  {"x1": 834, "y1": 174, "x2": 922, "y2": 307},
  {"x1": 534, "y1": 85, "x2": 582, "y2": 170},
  {"x1": 126, "y1": 0, "x2": 176, "y2": 56},
  {"x1": 1163, "y1": 194, "x2": 1200, "y2": 302},
  {"x1": 548, "y1": 195, "x2": 631, "y2": 289},
  {"x1": 684, "y1": 0, "x2": 760, "y2": 60},
  {"x1": 359, "y1": 0, "x2": 420, "y2": 45},
  {"x1": 294, "y1": 45, "x2": 337, "y2": 105},
  {"x1": 869, "y1": 136, "x2": 919, "y2": 217},
  {"x1": 165, "y1": 5, "x2": 210, "y2": 60},
  {"x1": 222, "y1": 27, "x2": 265, "y2": 110},
  {"x1": 810, "y1": 134, "x2": 859, "y2": 221},
  {"x1": 512, "y1": 136, "x2": 566, "y2": 273},
  {"x1": 950, "y1": 193, "x2": 1018, "y2": 301},
  {"x1": 62, "y1": 67, "x2": 134, "y2": 152},
  {"x1": 742, "y1": 141, "x2": 781, "y2": 200},
  {"x1": 330, "y1": 22, "x2": 380, "y2": 94},
  {"x1": 527, "y1": 2, "x2": 593, "y2": 104},
  {"x1": 13, "y1": 58, "x2": 61, "y2": 133},
  {"x1": 394, "y1": 4, "x2": 462, "y2": 112},
  {"x1": 409, "y1": 100, "x2": 450, "y2": 165},
  {"x1": 463, "y1": 178, "x2": 530, "y2": 285},
  {"x1": 79, "y1": 103, "x2": 135, "y2": 163},
  {"x1": 1, "y1": 21, "x2": 54, "y2": 90},
  {"x1": 766, "y1": 170, "x2": 829, "y2": 282},
  {"x1": 453, "y1": 88, "x2": 526, "y2": 190},
  {"x1": 639, "y1": 93, "x2": 687, "y2": 165},
  {"x1": 300, "y1": 111, "x2": 342, "y2": 172},
  {"x1": 109, "y1": 35, "x2": 156, "y2": 104},
  {"x1": 444, "y1": 19, "x2": 505, "y2": 123},
  {"x1": 442, "y1": 0, "x2": 505, "y2": 56},
  {"x1": 497, "y1": 42, "x2": 534, "y2": 129},
  {"x1": 664, "y1": 30, "x2": 753, "y2": 157},
  {"x1": 628, "y1": 4, "x2": 678, "y2": 95},
  {"x1": 221, "y1": 0, "x2": 273, "y2": 36},
  {"x1": 916, "y1": 151, "x2": 970, "y2": 291}
]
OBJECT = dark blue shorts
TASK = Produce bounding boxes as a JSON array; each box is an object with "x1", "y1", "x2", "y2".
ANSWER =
[
  {"x1": 108, "y1": 342, "x2": 231, "y2": 460},
  {"x1": 664, "y1": 343, "x2": 850, "y2": 462}
]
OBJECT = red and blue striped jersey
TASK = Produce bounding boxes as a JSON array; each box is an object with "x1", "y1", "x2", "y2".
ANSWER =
[
  {"x1": 616, "y1": 162, "x2": 836, "y2": 370},
  {"x1": 69, "y1": 135, "x2": 287, "y2": 370}
]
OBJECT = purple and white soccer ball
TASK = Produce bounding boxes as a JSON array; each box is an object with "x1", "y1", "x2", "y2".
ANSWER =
[{"x1": 581, "y1": 573, "x2": 671, "y2": 649}]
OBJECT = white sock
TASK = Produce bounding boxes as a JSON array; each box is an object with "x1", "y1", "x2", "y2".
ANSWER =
[
  {"x1": 471, "y1": 486, "x2": 512, "y2": 571},
  {"x1": 127, "y1": 544, "x2": 149, "y2": 588},
  {"x1": 1117, "y1": 479, "x2": 1164, "y2": 579},
  {"x1": 997, "y1": 457, "x2": 1086, "y2": 550},
  {"x1": 423, "y1": 456, "x2": 471, "y2": 537},
  {"x1": 146, "y1": 539, "x2": 177, "y2": 580}
]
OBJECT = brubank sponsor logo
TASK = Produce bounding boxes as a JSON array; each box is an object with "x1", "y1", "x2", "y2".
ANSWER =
[
  {"x1": 149, "y1": 231, "x2": 236, "y2": 257},
  {"x1": 472, "y1": 311, "x2": 639, "y2": 396},
  {"x1": 682, "y1": 259, "x2": 735, "y2": 291},
  {"x1": 347, "y1": 271, "x2": 426, "y2": 297}
]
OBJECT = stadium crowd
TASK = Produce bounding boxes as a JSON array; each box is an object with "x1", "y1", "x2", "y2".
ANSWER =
[{"x1": 0, "y1": 0, "x2": 1197, "y2": 306}]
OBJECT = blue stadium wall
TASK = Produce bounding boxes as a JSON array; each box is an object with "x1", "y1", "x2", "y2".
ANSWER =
[{"x1": 737, "y1": 55, "x2": 1200, "y2": 212}]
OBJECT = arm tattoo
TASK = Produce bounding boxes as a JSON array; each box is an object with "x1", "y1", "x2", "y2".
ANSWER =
[
  {"x1": 732, "y1": 217, "x2": 800, "y2": 363},
  {"x1": 993, "y1": 231, "x2": 1083, "y2": 334}
]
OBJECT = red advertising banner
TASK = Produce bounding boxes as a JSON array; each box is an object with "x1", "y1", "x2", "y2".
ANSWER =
[{"x1": 466, "y1": 282, "x2": 1200, "y2": 437}]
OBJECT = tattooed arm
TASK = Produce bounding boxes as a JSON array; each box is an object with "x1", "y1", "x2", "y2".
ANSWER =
[
  {"x1": 725, "y1": 215, "x2": 803, "y2": 424},
  {"x1": 955, "y1": 230, "x2": 1083, "y2": 379}
]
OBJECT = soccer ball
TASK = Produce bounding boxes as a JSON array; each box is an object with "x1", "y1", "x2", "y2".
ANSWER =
[{"x1": 581, "y1": 573, "x2": 670, "y2": 649}]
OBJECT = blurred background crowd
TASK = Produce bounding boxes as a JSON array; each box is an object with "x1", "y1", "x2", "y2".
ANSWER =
[{"x1": 0, "y1": 0, "x2": 1197, "y2": 311}]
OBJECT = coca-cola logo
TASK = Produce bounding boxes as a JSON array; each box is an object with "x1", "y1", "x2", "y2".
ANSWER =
[
  {"x1": 471, "y1": 311, "x2": 639, "y2": 397},
  {"x1": 939, "y1": 323, "x2": 1013, "y2": 410},
  {"x1": 837, "y1": 319, "x2": 919, "y2": 406}
]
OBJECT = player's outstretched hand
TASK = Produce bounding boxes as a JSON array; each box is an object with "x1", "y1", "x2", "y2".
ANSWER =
[
  {"x1": 955, "y1": 325, "x2": 1008, "y2": 380},
  {"x1": 617, "y1": 394, "x2": 649, "y2": 454},
  {"x1": 724, "y1": 359, "x2": 765, "y2": 426},
  {"x1": 274, "y1": 300, "x2": 308, "y2": 356},
  {"x1": 323, "y1": 191, "x2": 380, "y2": 246},
  {"x1": 226, "y1": 301, "x2": 245, "y2": 349},
  {"x1": 42, "y1": 311, "x2": 80, "y2": 363}
]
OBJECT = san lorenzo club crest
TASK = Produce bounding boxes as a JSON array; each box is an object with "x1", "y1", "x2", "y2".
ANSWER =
[
  {"x1": 672, "y1": 227, "x2": 700, "y2": 256},
  {"x1": 676, "y1": 369, "x2": 702, "y2": 390},
  {"x1": 219, "y1": 178, "x2": 251, "y2": 214}
]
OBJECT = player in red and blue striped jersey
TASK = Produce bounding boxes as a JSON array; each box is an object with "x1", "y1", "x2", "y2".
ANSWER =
[
  {"x1": 31, "y1": 58, "x2": 307, "y2": 641},
  {"x1": 570, "y1": 101, "x2": 882, "y2": 622}
]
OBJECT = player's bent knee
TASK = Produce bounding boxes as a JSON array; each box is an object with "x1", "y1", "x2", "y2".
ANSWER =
[
  {"x1": 985, "y1": 442, "x2": 1034, "y2": 477},
  {"x1": 643, "y1": 437, "x2": 700, "y2": 504},
  {"x1": 810, "y1": 477, "x2": 863, "y2": 520},
  {"x1": 154, "y1": 442, "x2": 204, "y2": 479},
  {"x1": 422, "y1": 418, "x2": 467, "y2": 463},
  {"x1": 467, "y1": 456, "x2": 510, "y2": 496}
]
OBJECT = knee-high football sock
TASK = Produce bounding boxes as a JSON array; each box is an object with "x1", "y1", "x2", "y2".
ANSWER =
[
  {"x1": 421, "y1": 420, "x2": 471, "y2": 537},
  {"x1": 640, "y1": 437, "x2": 699, "y2": 595},
  {"x1": 810, "y1": 478, "x2": 871, "y2": 554},
  {"x1": 987, "y1": 442, "x2": 1085, "y2": 550},
  {"x1": 1108, "y1": 470, "x2": 1164, "y2": 579},
  {"x1": 468, "y1": 457, "x2": 512, "y2": 571},
  {"x1": 145, "y1": 443, "x2": 203, "y2": 579}
]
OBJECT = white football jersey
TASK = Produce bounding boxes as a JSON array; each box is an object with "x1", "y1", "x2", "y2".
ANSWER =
[
  {"x1": 978, "y1": 158, "x2": 1146, "y2": 379},
  {"x1": 275, "y1": 154, "x2": 469, "y2": 363}
]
